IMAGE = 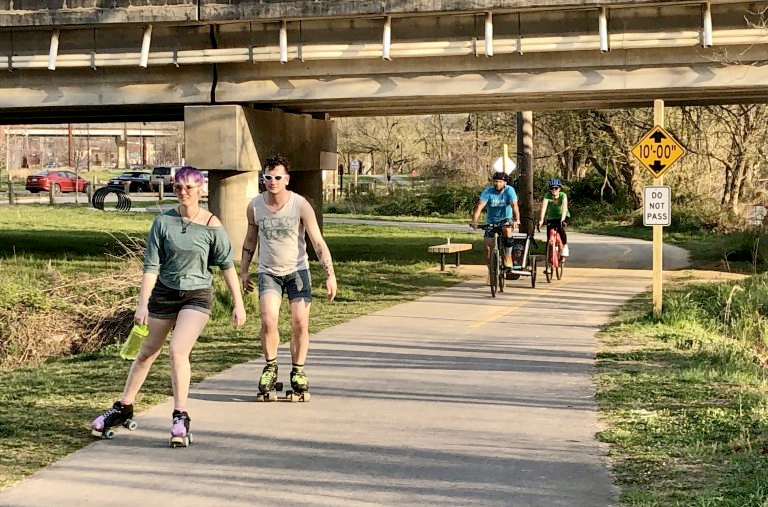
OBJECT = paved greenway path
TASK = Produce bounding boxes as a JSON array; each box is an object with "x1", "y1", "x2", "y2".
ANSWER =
[{"x1": 0, "y1": 229, "x2": 690, "y2": 507}]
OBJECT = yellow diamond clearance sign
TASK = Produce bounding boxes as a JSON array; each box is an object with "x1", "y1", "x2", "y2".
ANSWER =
[{"x1": 631, "y1": 125, "x2": 685, "y2": 178}]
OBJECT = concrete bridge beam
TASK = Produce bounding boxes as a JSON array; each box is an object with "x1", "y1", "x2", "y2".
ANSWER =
[{"x1": 184, "y1": 105, "x2": 336, "y2": 260}]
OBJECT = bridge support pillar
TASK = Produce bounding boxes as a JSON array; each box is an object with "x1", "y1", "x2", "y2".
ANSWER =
[
  {"x1": 184, "y1": 105, "x2": 336, "y2": 260},
  {"x1": 115, "y1": 135, "x2": 127, "y2": 170}
]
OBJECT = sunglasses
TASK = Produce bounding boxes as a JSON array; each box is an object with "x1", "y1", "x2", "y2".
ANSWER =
[
  {"x1": 173, "y1": 184, "x2": 200, "y2": 192},
  {"x1": 263, "y1": 175, "x2": 285, "y2": 181}
]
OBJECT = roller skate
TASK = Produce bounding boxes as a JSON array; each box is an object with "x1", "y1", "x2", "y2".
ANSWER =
[
  {"x1": 286, "y1": 366, "x2": 311, "y2": 403},
  {"x1": 91, "y1": 400, "x2": 137, "y2": 439},
  {"x1": 169, "y1": 410, "x2": 194, "y2": 448},
  {"x1": 256, "y1": 361, "x2": 283, "y2": 402}
]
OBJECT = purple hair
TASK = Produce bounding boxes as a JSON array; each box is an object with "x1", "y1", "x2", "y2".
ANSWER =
[{"x1": 175, "y1": 166, "x2": 205, "y2": 186}]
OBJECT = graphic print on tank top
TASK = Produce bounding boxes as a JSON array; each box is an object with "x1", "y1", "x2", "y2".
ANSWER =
[{"x1": 258, "y1": 215, "x2": 299, "y2": 241}]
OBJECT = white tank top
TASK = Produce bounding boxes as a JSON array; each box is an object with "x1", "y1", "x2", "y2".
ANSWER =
[{"x1": 251, "y1": 192, "x2": 309, "y2": 276}]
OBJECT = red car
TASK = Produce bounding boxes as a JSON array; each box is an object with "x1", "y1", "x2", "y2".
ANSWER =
[{"x1": 25, "y1": 170, "x2": 90, "y2": 194}]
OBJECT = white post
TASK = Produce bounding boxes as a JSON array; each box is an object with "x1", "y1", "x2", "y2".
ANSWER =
[
  {"x1": 139, "y1": 24, "x2": 153, "y2": 69},
  {"x1": 279, "y1": 20, "x2": 288, "y2": 64},
  {"x1": 599, "y1": 7, "x2": 610, "y2": 52},
  {"x1": 383, "y1": 16, "x2": 392, "y2": 61},
  {"x1": 702, "y1": 2, "x2": 713, "y2": 48},
  {"x1": 485, "y1": 12, "x2": 494, "y2": 57},
  {"x1": 48, "y1": 30, "x2": 60, "y2": 71},
  {"x1": 503, "y1": 143, "x2": 509, "y2": 173}
]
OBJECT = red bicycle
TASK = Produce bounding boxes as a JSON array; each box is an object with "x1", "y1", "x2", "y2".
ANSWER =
[{"x1": 544, "y1": 221, "x2": 565, "y2": 283}]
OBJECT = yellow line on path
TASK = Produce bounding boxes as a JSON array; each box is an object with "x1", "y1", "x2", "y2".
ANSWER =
[{"x1": 469, "y1": 277, "x2": 579, "y2": 328}]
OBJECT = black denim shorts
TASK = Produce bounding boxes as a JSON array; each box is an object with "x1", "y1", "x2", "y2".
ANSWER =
[
  {"x1": 484, "y1": 219, "x2": 515, "y2": 238},
  {"x1": 147, "y1": 281, "x2": 214, "y2": 319}
]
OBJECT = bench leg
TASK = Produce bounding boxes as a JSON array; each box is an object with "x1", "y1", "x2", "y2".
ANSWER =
[
  {"x1": 440, "y1": 253, "x2": 446, "y2": 271},
  {"x1": 456, "y1": 252, "x2": 461, "y2": 267}
]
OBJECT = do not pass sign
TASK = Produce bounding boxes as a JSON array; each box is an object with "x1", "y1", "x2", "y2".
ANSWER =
[{"x1": 643, "y1": 185, "x2": 671, "y2": 226}]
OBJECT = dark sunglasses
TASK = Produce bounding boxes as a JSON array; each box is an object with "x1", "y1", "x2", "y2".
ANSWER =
[{"x1": 263, "y1": 175, "x2": 285, "y2": 181}]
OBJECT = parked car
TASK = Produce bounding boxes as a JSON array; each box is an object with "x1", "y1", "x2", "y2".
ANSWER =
[
  {"x1": 25, "y1": 170, "x2": 89, "y2": 194},
  {"x1": 107, "y1": 171, "x2": 153, "y2": 192},
  {"x1": 202, "y1": 171, "x2": 209, "y2": 197},
  {"x1": 150, "y1": 166, "x2": 182, "y2": 191}
]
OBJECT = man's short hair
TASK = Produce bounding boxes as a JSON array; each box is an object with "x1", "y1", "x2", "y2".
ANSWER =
[
  {"x1": 264, "y1": 155, "x2": 291, "y2": 173},
  {"x1": 491, "y1": 171, "x2": 507, "y2": 181}
]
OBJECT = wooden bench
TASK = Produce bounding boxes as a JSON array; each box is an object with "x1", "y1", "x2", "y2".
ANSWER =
[{"x1": 428, "y1": 243, "x2": 473, "y2": 271}]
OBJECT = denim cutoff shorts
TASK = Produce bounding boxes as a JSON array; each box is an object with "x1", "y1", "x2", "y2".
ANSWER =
[{"x1": 258, "y1": 269, "x2": 312, "y2": 303}]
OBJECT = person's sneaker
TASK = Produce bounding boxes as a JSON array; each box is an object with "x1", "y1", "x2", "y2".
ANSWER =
[{"x1": 562, "y1": 245, "x2": 570, "y2": 257}]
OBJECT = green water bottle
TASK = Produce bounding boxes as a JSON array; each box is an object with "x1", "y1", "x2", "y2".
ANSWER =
[{"x1": 119, "y1": 324, "x2": 149, "y2": 361}]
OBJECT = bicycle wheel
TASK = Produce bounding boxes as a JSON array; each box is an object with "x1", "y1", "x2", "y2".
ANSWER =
[
  {"x1": 545, "y1": 244, "x2": 553, "y2": 283},
  {"x1": 489, "y1": 250, "x2": 499, "y2": 297},
  {"x1": 556, "y1": 250, "x2": 564, "y2": 280}
]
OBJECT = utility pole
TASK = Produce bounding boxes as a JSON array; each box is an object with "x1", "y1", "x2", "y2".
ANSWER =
[
  {"x1": 517, "y1": 112, "x2": 534, "y2": 233},
  {"x1": 67, "y1": 123, "x2": 73, "y2": 168}
]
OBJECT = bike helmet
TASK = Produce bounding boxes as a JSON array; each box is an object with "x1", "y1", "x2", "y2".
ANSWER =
[
  {"x1": 548, "y1": 178, "x2": 562, "y2": 188},
  {"x1": 491, "y1": 171, "x2": 507, "y2": 181}
]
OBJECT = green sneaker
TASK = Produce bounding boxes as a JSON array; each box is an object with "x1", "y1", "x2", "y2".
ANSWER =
[{"x1": 258, "y1": 362, "x2": 278, "y2": 394}]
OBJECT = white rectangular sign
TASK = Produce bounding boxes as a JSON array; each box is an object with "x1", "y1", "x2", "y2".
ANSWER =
[{"x1": 643, "y1": 185, "x2": 671, "y2": 226}]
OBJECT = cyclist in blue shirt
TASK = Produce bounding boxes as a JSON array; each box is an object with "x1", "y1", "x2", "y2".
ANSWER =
[{"x1": 471, "y1": 171, "x2": 520, "y2": 268}]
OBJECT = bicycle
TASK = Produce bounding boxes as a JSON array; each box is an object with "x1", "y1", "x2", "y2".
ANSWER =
[
  {"x1": 479, "y1": 219, "x2": 538, "y2": 297},
  {"x1": 542, "y1": 220, "x2": 565, "y2": 283},
  {"x1": 480, "y1": 223, "x2": 507, "y2": 297}
]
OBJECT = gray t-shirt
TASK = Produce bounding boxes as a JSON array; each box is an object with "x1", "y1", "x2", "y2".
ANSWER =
[
  {"x1": 251, "y1": 192, "x2": 309, "y2": 276},
  {"x1": 143, "y1": 209, "x2": 234, "y2": 290}
]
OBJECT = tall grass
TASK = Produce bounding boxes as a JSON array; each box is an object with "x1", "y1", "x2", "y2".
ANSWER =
[{"x1": 597, "y1": 274, "x2": 768, "y2": 506}]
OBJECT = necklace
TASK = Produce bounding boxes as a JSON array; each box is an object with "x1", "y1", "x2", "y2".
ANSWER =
[{"x1": 178, "y1": 206, "x2": 203, "y2": 234}]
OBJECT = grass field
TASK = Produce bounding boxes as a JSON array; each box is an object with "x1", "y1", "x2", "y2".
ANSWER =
[
  {"x1": 597, "y1": 272, "x2": 768, "y2": 506},
  {"x1": 0, "y1": 205, "x2": 483, "y2": 489}
]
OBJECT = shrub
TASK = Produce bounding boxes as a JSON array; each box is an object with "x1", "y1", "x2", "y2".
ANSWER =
[{"x1": 326, "y1": 184, "x2": 484, "y2": 217}]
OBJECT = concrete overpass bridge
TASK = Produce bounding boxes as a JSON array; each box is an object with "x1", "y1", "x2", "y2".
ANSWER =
[
  {"x1": 1, "y1": 0, "x2": 765, "y2": 254},
  {"x1": 0, "y1": 0, "x2": 765, "y2": 120}
]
